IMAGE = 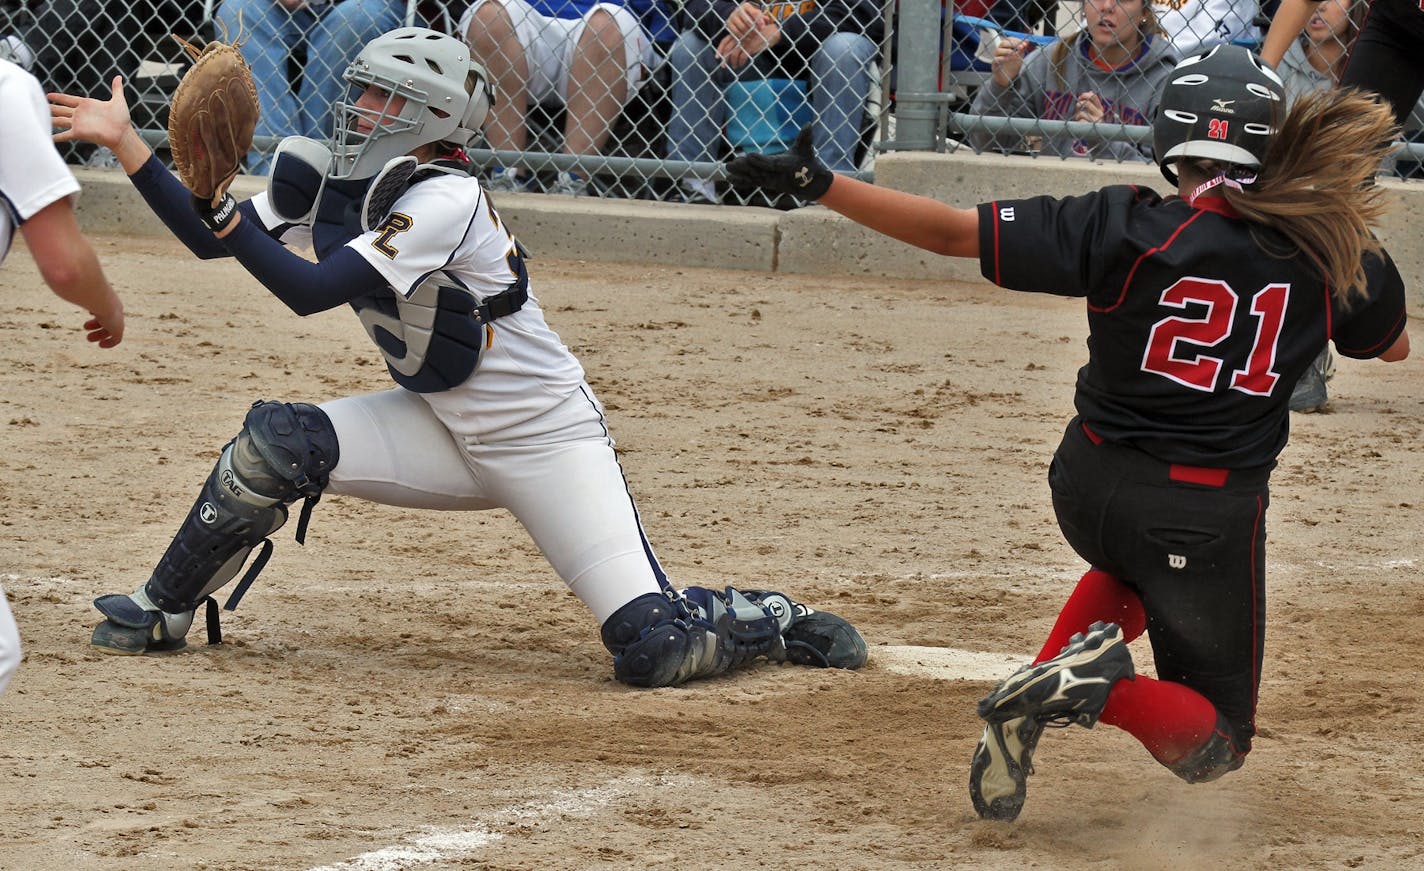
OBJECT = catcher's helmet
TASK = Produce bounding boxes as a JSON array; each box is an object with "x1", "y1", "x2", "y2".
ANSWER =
[
  {"x1": 331, "y1": 27, "x2": 493, "y2": 179},
  {"x1": 1152, "y1": 44, "x2": 1284, "y2": 185}
]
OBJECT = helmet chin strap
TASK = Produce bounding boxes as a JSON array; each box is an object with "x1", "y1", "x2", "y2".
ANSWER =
[{"x1": 1187, "y1": 171, "x2": 1256, "y2": 205}]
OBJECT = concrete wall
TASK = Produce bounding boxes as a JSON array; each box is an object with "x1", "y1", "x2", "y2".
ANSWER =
[{"x1": 73, "y1": 150, "x2": 1424, "y2": 308}]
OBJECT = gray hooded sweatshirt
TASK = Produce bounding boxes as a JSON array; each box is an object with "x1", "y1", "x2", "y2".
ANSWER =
[
  {"x1": 1276, "y1": 39, "x2": 1333, "y2": 107},
  {"x1": 970, "y1": 32, "x2": 1178, "y2": 162}
]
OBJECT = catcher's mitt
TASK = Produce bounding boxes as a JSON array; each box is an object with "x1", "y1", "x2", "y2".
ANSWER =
[{"x1": 168, "y1": 35, "x2": 260, "y2": 207}]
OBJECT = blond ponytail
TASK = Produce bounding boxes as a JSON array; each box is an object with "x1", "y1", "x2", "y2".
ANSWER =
[{"x1": 1221, "y1": 88, "x2": 1398, "y2": 305}]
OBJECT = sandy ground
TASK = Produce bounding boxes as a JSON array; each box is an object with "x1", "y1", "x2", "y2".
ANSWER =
[{"x1": 1, "y1": 232, "x2": 1422, "y2": 871}]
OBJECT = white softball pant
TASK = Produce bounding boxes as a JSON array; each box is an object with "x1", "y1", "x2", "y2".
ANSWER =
[
  {"x1": 0, "y1": 583, "x2": 20, "y2": 694},
  {"x1": 317, "y1": 384, "x2": 666, "y2": 624}
]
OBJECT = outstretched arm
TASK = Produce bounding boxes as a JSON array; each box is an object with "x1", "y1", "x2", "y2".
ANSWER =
[
  {"x1": 214, "y1": 218, "x2": 392, "y2": 316},
  {"x1": 726, "y1": 127, "x2": 981, "y2": 257},
  {"x1": 50, "y1": 76, "x2": 231, "y2": 258},
  {"x1": 49, "y1": 73, "x2": 384, "y2": 312},
  {"x1": 818, "y1": 175, "x2": 981, "y2": 258}
]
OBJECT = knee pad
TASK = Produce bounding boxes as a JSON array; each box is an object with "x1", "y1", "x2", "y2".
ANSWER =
[
  {"x1": 234, "y1": 399, "x2": 341, "y2": 499},
  {"x1": 1165, "y1": 721, "x2": 1247, "y2": 784},
  {"x1": 144, "y1": 400, "x2": 339, "y2": 614}
]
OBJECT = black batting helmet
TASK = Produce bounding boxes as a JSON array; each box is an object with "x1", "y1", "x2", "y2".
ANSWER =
[{"x1": 1152, "y1": 44, "x2": 1285, "y2": 185}]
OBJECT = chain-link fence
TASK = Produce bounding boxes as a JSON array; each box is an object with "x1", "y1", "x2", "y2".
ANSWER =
[
  {"x1": 2, "y1": 0, "x2": 419, "y2": 168},
  {"x1": 948, "y1": 0, "x2": 1424, "y2": 176},
  {"x1": 5, "y1": 0, "x2": 1423, "y2": 197}
]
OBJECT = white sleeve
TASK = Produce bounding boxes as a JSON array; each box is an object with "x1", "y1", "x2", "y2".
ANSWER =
[
  {"x1": 0, "y1": 586, "x2": 20, "y2": 695},
  {"x1": 0, "y1": 64, "x2": 80, "y2": 223}
]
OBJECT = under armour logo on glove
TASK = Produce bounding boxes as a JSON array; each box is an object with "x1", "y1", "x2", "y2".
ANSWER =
[{"x1": 725, "y1": 125, "x2": 835, "y2": 201}]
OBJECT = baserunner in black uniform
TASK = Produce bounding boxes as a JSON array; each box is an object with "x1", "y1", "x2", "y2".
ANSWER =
[{"x1": 727, "y1": 45, "x2": 1411, "y2": 822}]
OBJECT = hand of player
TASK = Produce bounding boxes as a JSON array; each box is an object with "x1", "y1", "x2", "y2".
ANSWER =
[
  {"x1": 725, "y1": 125, "x2": 834, "y2": 201},
  {"x1": 83, "y1": 301, "x2": 124, "y2": 349},
  {"x1": 49, "y1": 75, "x2": 133, "y2": 150},
  {"x1": 50, "y1": 75, "x2": 153, "y2": 173}
]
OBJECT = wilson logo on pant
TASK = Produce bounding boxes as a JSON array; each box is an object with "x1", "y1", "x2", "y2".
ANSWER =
[{"x1": 1168, "y1": 554, "x2": 1187, "y2": 569}]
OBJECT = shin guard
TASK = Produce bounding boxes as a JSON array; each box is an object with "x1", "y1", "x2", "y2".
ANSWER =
[{"x1": 93, "y1": 401, "x2": 338, "y2": 651}]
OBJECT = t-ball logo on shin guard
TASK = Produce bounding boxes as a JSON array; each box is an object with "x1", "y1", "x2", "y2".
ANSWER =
[{"x1": 199, "y1": 503, "x2": 218, "y2": 524}]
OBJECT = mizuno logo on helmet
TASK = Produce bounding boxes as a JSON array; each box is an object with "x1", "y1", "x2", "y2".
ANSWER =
[{"x1": 1211, "y1": 98, "x2": 1236, "y2": 114}]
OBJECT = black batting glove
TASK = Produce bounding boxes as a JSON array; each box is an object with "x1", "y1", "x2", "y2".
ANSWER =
[
  {"x1": 192, "y1": 191, "x2": 239, "y2": 233},
  {"x1": 725, "y1": 125, "x2": 834, "y2": 201}
]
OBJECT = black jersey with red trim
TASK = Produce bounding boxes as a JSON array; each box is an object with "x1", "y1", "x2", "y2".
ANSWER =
[{"x1": 977, "y1": 184, "x2": 1407, "y2": 468}]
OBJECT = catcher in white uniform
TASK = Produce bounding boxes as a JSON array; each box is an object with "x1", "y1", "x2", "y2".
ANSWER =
[
  {"x1": 2, "y1": 57, "x2": 127, "y2": 694},
  {"x1": 49, "y1": 28, "x2": 866, "y2": 686}
]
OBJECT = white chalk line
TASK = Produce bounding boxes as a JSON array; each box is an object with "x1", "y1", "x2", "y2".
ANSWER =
[
  {"x1": 298, "y1": 645, "x2": 1025, "y2": 870},
  {"x1": 306, "y1": 773, "x2": 690, "y2": 871},
  {"x1": 872, "y1": 644, "x2": 1026, "y2": 682}
]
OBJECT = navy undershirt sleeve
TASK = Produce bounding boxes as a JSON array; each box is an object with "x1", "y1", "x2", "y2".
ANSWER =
[
  {"x1": 128, "y1": 153, "x2": 389, "y2": 315},
  {"x1": 216, "y1": 216, "x2": 389, "y2": 316},
  {"x1": 127, "y1": 153, "x2": 257, "y2": 259}
]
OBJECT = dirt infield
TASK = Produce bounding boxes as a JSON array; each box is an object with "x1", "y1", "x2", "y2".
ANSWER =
[{"x1": 2, "y1": 234, "x2": 1421, "y2": 870}]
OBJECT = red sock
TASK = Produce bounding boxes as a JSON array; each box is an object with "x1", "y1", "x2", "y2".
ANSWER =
[
  {"x1": 1033, "y1": 569, "x2": 1147, "y2": 664},
  {"x1": 1100, "y1": 674, "x2": 1219, "y2": 764}
]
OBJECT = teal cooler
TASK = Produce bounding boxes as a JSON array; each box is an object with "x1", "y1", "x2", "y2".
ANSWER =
[{"x1": 725, "y1": 78, "x2": 813, "y2": 153}]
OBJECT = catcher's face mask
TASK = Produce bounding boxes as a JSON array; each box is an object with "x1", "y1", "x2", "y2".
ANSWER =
[{"x1": 331, "y1": 27, "x2": 492, "y2": 179}]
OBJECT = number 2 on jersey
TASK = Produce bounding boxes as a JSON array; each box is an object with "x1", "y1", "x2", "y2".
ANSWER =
[{"x1": 1141, "y1": 277, "x2": 1289, "y2": 395}]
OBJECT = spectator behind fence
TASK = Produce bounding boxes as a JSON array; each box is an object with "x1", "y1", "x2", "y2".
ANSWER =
[
  {"x1": 664, "y1": 0, "x2": 882, "y2": 205},
  {"x1": 1275, "y1": 0, "x2": 1359, "y2": 101},
  {"x1": 16, "y1": 0, "x2": 208, "y2": 165},
  {"x1": 1155, "y1": 0, "x2": 1260, "y2": 60},
  {"x1": 461, "y1": 0, "x2": 673, "y2": 196},
  {"x1": 1263, "y1": 0, "x2": 1424, "y2": 128},
  {"x1": 971, "y1": 0, "x2": 1177, "y2": 161},
  {"x1": 218, "y1": 0, "x2": 405, "y2": 174}
]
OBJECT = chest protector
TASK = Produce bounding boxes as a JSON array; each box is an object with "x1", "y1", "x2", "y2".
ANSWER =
[{"x1": 268, "y1": 137, "x2": 528, "y2": 393}]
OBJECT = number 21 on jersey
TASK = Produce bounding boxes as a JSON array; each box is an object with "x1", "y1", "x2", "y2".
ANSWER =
[{"x1": 1141, "y1": 277, "x2": 1290, "y2": 396}]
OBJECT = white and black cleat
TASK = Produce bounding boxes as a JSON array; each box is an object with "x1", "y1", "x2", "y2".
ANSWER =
[{"x1": 978, "y1": 621, "x2": 1134, "y2": 729}]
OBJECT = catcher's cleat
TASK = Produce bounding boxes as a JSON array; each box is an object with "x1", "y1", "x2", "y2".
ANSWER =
[
  {"x1": 602, "y1": 586, "x2": 867, "y2": 687},
  {"x1": 740, "y1": 589, "x2": 869, "y2": 670},
  {"x1": 90, "y1": 593, "x2": 194, "y2": 656},
  {"x1": 978, "y1": 621, "x2": 1134, "y2": 729},
  {"x1": 91, "y1": 619, "x2": 188, "y2": 655},
  {"x1": 969, "y1": 715, "x2": 1045, "y2": 822}
]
